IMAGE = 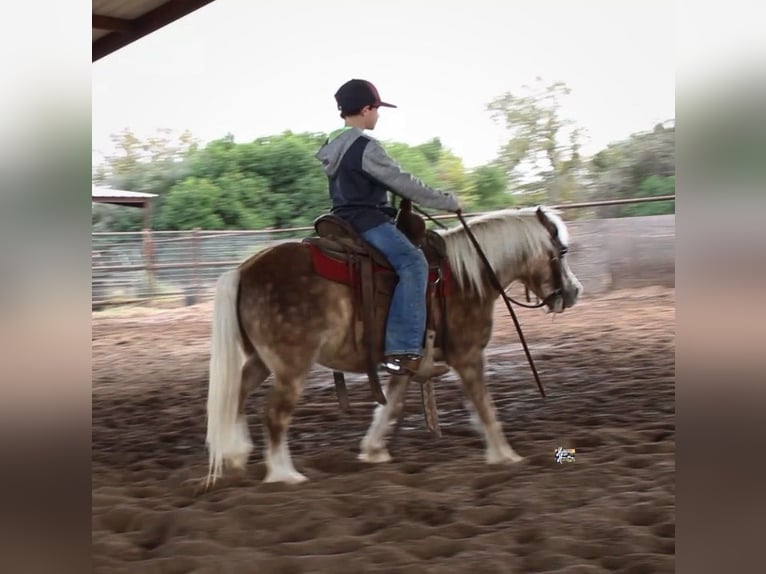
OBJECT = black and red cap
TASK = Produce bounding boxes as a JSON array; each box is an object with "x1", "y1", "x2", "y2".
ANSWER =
[{"x1": 334, "y1": 79, "x2": 397, "y2": 114}]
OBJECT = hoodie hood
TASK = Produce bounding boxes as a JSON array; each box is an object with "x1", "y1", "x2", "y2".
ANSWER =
[{"x1": 315, "y1": 126, "x2": 365, "y2": 177}]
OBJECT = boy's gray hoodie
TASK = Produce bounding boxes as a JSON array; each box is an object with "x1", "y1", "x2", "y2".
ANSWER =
[{"x1": 315, "y1": 127, "x2": 460, "y2": 233}]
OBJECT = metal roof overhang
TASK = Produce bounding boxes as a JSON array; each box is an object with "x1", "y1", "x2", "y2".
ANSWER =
[
  {"x1": 92, "y1": 0, "x2": 218, "y2": 62},
  {"x1": 94, "y1": 198, "x2": 151, "y2": 208},
  {"x1": 92, "y1": 187, "x2": 158, "y2": 227},
  {"x1": 92, "y1": 187, "x2": 158, "y2": 209}
]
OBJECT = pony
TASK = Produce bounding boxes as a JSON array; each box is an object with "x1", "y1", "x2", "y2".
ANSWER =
[{"x1": 205, "y1": 206, "x2": 582, "y2": 485}]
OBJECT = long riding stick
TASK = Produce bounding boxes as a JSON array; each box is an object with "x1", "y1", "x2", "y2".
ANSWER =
[{"x1": 455, "y1": 211, "x2": 546, "y2": 398}]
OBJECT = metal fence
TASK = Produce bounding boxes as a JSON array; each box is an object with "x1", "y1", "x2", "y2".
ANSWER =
[
  {"x1": 91, "y1": 195, "x2": 675, "y2": 310},
  {"x1": 92, "y1": 228, "x2": 310, "y2": 308}
]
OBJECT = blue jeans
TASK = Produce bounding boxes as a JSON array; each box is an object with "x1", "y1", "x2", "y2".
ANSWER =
[{"x1": 361, "y1": 222, "x2": 428, "y2": 356}]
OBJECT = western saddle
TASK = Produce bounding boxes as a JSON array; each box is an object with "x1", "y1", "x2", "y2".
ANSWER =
[{"x1": 301, "y1": 199, "x2": 451, "y2": 417}]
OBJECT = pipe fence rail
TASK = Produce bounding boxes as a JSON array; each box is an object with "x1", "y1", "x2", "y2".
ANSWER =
[{"x1": 92, "y1": 195, "x2": 675, "y2": 309}]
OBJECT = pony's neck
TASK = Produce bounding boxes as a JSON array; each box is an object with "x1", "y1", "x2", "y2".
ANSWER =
[{"x1": 441, "y1": 209, "x2": 552, "y2": 301}]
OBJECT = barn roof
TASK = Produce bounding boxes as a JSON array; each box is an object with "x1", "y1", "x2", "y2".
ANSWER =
[
  {"x1": 93, "y1": 0, "x2": 218, "y2": 62},
  {"x1": 92, "y1": 186, "x2": 157, "y2": 208}
]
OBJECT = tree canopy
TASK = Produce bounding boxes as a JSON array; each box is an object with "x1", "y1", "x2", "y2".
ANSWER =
[{"x1": 93, "y1": 81, "x2": 674, "y2": 232}]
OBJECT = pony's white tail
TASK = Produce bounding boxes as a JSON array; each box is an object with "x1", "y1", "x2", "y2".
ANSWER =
[{"x1": 205, "y1": 269, "x2": 253, "y2": 486}]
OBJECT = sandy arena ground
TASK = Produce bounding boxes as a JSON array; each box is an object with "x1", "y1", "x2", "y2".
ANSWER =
[{"x1": 92, "y1": 287, "x2": 675, "y2": 573}]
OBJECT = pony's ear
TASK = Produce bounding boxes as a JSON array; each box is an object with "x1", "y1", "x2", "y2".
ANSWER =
[{"x1": 536, "y1": 206, "x2": 559, "y2": 238}]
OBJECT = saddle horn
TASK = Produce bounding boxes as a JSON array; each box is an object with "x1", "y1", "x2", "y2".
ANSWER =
[{"x1": 395, "y1": 198, "x2": 427, "y2": 247}]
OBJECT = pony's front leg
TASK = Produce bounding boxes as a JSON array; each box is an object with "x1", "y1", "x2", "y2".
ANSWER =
[
  {"x1": 359, "y1": 374, "x2": 411, "y2": 463},
  {"x1": 454, "y1": 355, "x2": 524, "y2": 465}
]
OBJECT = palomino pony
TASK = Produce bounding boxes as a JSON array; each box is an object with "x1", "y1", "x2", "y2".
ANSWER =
[{"x1": 205, "y1": 206, "x2": 582, "y2": 485}]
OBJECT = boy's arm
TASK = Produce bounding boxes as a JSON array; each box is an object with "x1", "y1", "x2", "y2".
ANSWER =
[{"x1": 361, "y1": 139, "x2": 461, "y2": 212}]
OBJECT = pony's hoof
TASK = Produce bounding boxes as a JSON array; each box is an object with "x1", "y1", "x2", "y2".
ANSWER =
[
  {"x1": 264, "y1": 470, "x2": 308, "y2": 485},
  {"x1": 227, "y1": 454, "x2": 249, "y2": 470},
  {"x1": 193, "y1": 477, "x2": 217, "y2": 496},
  {"x1": 358, "y1": 449, "x2": 392, "y2": 464},
  {"x1": 487, "y1": 450, "x2": 524, "y2": 465}
]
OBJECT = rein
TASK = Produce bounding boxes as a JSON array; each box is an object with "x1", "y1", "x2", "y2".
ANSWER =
[
  {"x1": 413, "y1": 204, "x2": 563, "y2": 310},
  {"x1": 454, "y1": 210, "x2": 547, "y2": 399}
]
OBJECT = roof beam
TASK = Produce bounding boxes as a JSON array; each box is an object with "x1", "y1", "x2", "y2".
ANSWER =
[
  {"x1": 93, "y1": 14, "x2": 134, "y2": 34},
  {"x1": 93, "y1": 0, "x2": 217, "y2": 62}
]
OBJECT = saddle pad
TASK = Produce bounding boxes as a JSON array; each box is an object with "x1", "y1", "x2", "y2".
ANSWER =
[{"x1": 305, "y1": 243, "x2": 452, "y2": 295}]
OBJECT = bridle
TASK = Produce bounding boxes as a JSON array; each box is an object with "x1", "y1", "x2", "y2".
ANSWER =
[{"x1": 511, "y1": 240, "x2": 569, "y2": 310}]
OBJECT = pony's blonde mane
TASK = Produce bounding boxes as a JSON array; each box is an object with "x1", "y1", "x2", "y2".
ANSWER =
[{"x1": 439, "y1": 206, "x2": 568, "y2": 299}]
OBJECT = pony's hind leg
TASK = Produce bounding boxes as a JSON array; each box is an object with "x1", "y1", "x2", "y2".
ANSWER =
[
  {"x1": 262, "y1": 358, "x2": 312, "y2": 484},
  {"x1": 454, "y1": 355, "x2": 523, "y2": 465},
  {"x1": 239, "y1": 353, "x2": 270, "y2": 416},
  {"x1": 359, "y1": 374, "x2": 411, "y2": 463},
  {"x1": 227, "y1": 353, "x2": 271, "y2": 471}
]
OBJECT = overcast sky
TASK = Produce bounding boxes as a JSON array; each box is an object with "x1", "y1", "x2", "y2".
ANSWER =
[{"x1": 92, "y1": 0, "x2": 675, "y2": 168}]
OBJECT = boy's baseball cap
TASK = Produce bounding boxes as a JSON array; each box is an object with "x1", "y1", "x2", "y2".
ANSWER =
[{"x1": 334, "y1": 79, "x2": 397, "y2": 113}]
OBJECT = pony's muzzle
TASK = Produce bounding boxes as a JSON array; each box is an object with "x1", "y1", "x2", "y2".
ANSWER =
[{"x1": 562, "y1": 282, "x2": 582, "y2": 310}]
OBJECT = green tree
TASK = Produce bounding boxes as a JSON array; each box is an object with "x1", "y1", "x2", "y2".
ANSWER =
[
  {"x1": 166, "y1": 131, "x2": 330, "y2": 230},
  {"x1": 384, "y1": 141, "x2": 438, "y2": 186},
  {"x1": 623, "y1": 175, "x2": 675, "y2": 216},
  {"x1": 415, "y1": 137, "x2": 443, "y2": 164},
  {"x1": 92, "y1": 128, "x2": 199, "y2": 231},
  {"x1": 94, "y1": 129, "x2": 483, "y2": 232},
  {"x1": 238, "y1": 131, "x2": 331, "y2": 228},
  {"x1": 214, "y1": 172, "x2": 272, "y2": 229},
  {"x1": 470, "y1": 164, "x2": 511, "y2": 210},
  {"x1": 187, "y1": 136, "x2": 240, "y2": 182},
  {"x1": 161, "y1": 178, "x2": 224, "y2": 230},
  {"x1": 383, "y1": 138, "x2": 471, "y2": 208},
  {"x1": 487, "y1": 78, "x2": 584, "y2": 204},
  {"x1": 588, "y1": 121, "x2": 675, "y2": 217}
]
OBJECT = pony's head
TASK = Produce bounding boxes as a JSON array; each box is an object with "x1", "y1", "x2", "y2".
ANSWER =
[
  {"x1": 521, "y1": 206, "x2": 582, "y2": 313},
  {"x1": 442, "y1": 205, "x2": 582, "y2": 313}
]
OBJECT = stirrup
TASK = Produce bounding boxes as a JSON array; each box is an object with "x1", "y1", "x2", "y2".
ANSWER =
[{"x1": 381, "y1": 354, "x2": 422, "y2": 376}]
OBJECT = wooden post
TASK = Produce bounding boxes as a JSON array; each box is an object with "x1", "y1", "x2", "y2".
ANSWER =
[
  {"x1": 143, "y1": 198, "x2": 153, "y2": 230},
  {"x1": 141, "y1": 228, "x2": 156, "y2": 301},
  {"x1": 189, "y1": 227, "x2": 201, "y2": 306}
]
